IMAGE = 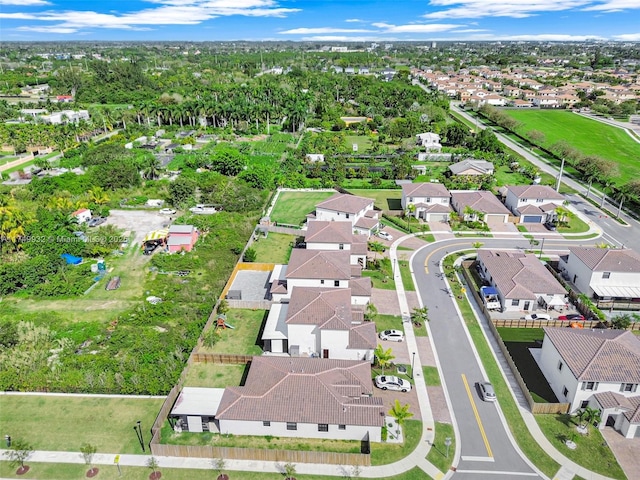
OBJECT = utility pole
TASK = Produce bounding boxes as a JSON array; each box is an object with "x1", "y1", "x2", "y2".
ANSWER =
[{"x1": 555, "y1": 157, "x2": 565, "y2": 192}]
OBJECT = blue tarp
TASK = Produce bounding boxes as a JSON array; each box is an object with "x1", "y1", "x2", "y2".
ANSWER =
[
  {"x1": 480, "y1": 286, "x2": 498, "y2": 295},
  {"x1": 61, "y1": 253, "x2": 82, "y2": 265}
]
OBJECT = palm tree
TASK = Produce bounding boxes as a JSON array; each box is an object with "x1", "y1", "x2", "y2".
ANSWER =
[
  {"x1": 404, "y1": 203, "x2": 416, "y2": 230},
  {"x1": 411, "y1": 306, "x2": 429, "y2": 325},
  {"x1": 575, "y1": 406, "x2": 601, "y2": 432},
  {"x1": 389, "y1": 400, "x2": 414, "y2": 438},
  {"x1": 141, "y1": 156, "x2": 162, "y2": 181},
  {"x1": 612, "y1": 185, "x2": 635, "y2": 219},
  {"x1": 374, "y1": 344, "x2": 395, "y2": 374},
  {"x1": 0, "y1": 203, "x2": 29, "y2": 253},
  {"x1": 87, "y1": 186, "x2": 110, "y2": 205}
]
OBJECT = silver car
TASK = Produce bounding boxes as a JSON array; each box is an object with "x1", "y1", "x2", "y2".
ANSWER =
[
  {"x1": 479, "y1": 382, "x2": 496, "y2": 402},
  {"x1": 375, "y1": 375, "x2": 412, "y2": 392}
]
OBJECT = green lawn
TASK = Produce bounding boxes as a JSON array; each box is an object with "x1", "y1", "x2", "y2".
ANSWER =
[
  {"x1": 251, "y1": 232, "x2": 296, "y2": 264},
  {"x1": 270, "y1": 191, "x2": 335, "y2": 226},
  {"x1": 425, "y1": 422, "x2": 455, "y2": 474},
  {"x1": 370, "y1": 420, "x2": 422, "y2": 466},
  {"x1": 558, "y1": 215, "x2": 589, "y2": 234},
  {"x1": 398, "y1": 259, "x2": 415, "y2": 292},
  {"x1": 535, "y1": 414, "x2": 626, "y2": 480},
  {"x1": 422, "y1": 366, "x2": 441, "y2": 386},
  {"x1": 362, "y1": 270, "x2": 396, "y2": 290},
  {"x1": 0, "y1": 462, "x2": 430, "y2": 480},
  {"x1": 374, "y1": 314, "x2": 404, "y2": 333},
  {"x1": 346, "y1": 135, "x2": 373, "y2": 153},
  {"x1": 183, "y1": 363, "x2": 247, "y2": 388},
  {"x1": 203, "y1": 309, "x2": 265, "y2": 355},
  {"x1": 504, "y1": 109, "x2": 640, "y2": 185},
  {"x1": 346, "y1": 189, "x2": 403, "y2": 211},
  {"x1": 0, "y1": 396, "x2": 163, "y2": 454}
]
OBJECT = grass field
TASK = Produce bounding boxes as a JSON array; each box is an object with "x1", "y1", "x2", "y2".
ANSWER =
[
  {"x1": 425, "y1": 422, "x2": 455, "y2": 474},
  {"x1": 0, "y1": 395, "x2": 163, "y2": 454},
  {"x1": 346, "y1": 189, "x2": 403, "y2": 211},
  {"x1": 183, "y1": 363, "x2": 247, "y2": 388},
  {"x1": 269, "y1": 191, "x2": 335, "y2": 226},
  {"x1": 422, "y1": 366, "x2": 441, "y2": 386},
  {"x1": 202, "y1": 309, "x2": 265, "y2": 355},
  {"x1": 251, "y1": 232, "x2": 296, "y2": 264},
  {"x1": 504, "y1": 110, "x2": 640, "y2": 185},
  {"x1": 370, "y1": 420, "x2": 422, "y2": 466},
  {"x1": 346, "y1": 135, "x2": 372, "y2": 153},
  {"x1": 374, "y1": 314, "x2": 404, "y2": 333}
]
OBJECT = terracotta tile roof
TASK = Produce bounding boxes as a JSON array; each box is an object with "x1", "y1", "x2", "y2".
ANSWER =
[
  {"x1": 350, "y1": 277, "x2": 372, "y2": 297},
  {"x1": 506, "y1": 185, "x2": 564, "y2": 201},
  {"x1": 270, "y1": 280, "x2": 287, "y2": 294},
  {"x1": 421, "y1": 203, "x2": 451, "y2": 213},
  {"x1": 543, "y1": 327, "x2": 640, "y2": 383},
  {"x1": 539, "y1": 203, "x2": 558, "y2": 212},
  {"x1": 355, "y1": 217, "x2": 379, "y2": 230},
  {"x1": 350, "y1": 265, "x2": 362, "y2": 277},
  {"x1": 216, "y1": 357, "x2": 384, "y2": 427},
  {"x1": 305, "y1": 221, "x2": 353, "y2": 244},
  {"x1": 402, "y1": 182, "x2": 450, "y2": 199},
  {"x1": 451, "y1": 191, "x2": 511, "y2": 215},
  {"x1": 449, "y1": 160, "x2": 494, "y2": 175},
  {"x1": 286, "y1": 249, "x2": 351, "y2": 280},
  {"x1": 568, "y1": 247, "x2": 640, "y2": 273},
  {"x1": 349, "y1": 322, "x2": 377, "y2": 350},
  {"x1": 594, "y1": 392, "x2": 640, "y2": 423},
  {"x1": 316, "y1": 193, "x2": 373, "y2": 215},
  {"x1": 286, "y1": 287, "x2": 353, "y2": 329},
  {"x1": 518, "y1": 204, "x2": 544, "y2": 214},
  {"x1": 478, "y1": 250, "x2": 566, "y2": 299},
  {"x1": 351, "y1": 241, "x2": 368, "y2": 255}
]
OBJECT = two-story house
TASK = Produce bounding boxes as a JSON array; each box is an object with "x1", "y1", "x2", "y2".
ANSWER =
[
  {"x1": 450, "y1": 191, "x2": 511, "y2": 225},
  {"x1": 401, "y1": 183, "x2": 451, "y2": 222},
  {"x1": 304, "y1": 221, "x2": 368, "y2": 268},
  {"x1": 559, "y1": 247, "x2": 640, "y2": 310},
  {"x1": 311, "y1": 193, "x2": 379, "y2": 236},
  {"x1": 538, "y1": 327, "x2": 640, "y2": 438},
  {"x1": 504, "y1": 185, "x2": 565, "y2": 224},
  {"x1": 415, "y1": 132, "x2": 442, "y2": 151}
]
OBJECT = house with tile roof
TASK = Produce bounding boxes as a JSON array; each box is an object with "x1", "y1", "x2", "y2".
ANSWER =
[
  {"x1": 262, "y1": 287, "x2": 376, "y2": 360},
  {"x1": 448, "y1": 159, "x2": 494, "y2": 176},
  {"x1": 450, "y1": 191, "x2": 511, "y2": 225},
  {"x1": 504, "y1": 185, "x2": 565, "y2": 224},
  {"x1": 304, "y1": 221, "x2": 367, "y2": 267},
  {"x1": 538, "y1": 327, "x2": 640, "y2": 438},
  {"x1": 559, "y1": 247, "x2": 640, "y2": 310},
  {"x1": 477, "y1": 250, "x2": 566, "y2": 313},
  {"x1": 311, "y1": 193, "x2": 378, "y2": 237},
  {"x1": 215, "y1": 356, "x2": 385, "y2": 441},
  {"x1": 415, "y1": 132, "x2": 442, "y2": 151},
  {"x1": 401, "y1": 183, "x2": 451, "y2": 222}
]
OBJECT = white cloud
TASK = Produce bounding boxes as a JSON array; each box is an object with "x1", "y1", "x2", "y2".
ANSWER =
[
  {"x1": 423, "y1": 0, "x2": 591, "y2": 19},
  {"x1": 345, "y1": 18, "x2": 364, "y2": 22},
  {"x1": 612, "y1": 32, "x2": 640, "y2": 40},
  {"x1": 0, "y1": 0, "x2": 50, "y2": 5},
  {"x1": 301, "y1": 35, "x2": 398, "y2": 42},
  {"x1": 452, "y1": 32, "x2": 607, "y2": 41},
  {"x1": 372, "y1": 22, "x2": 462, "y2": 33},
  {"x1": 17, "y1": 26, "x2": 79, "y2": 33},
  {"x1": 0, "y1": 0, "x2": 300, "y2": 33},
  {"x1": 582, "y1": 0, "x2": 640, "y2": 11},
  {"x1": 279, "y1": 27, "x2": 373, "y2": 34}
]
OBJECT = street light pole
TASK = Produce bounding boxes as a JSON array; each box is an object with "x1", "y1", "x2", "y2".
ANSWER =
[
  {"x1": 539, "y1": 237, "x2": 545, "y2": 259},
  {"x1": 137, "y1": 420, "x2": 145, "y2": 452},
  {"x1": 411, "y1": 352, "x2": 416, "y2": 379}
]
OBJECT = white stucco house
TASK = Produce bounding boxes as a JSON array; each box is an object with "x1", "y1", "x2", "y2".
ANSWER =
[
  {"x1": 311, "y1": 193, "x2": 379, "y2": 237},
  {"x1": 504, "y1": 185, "x2": 565, "y2": 224},
  {"x1": 262, "y1": 287, "x2": 376, "y2": 360},
  {"x1": 401, "y1": 183, "x2": 451, "y2": 222},
  {"x1": 415, "y1": 132, "x2": 442, "y2": 152},
  {"x1": 538, "y1": 327, "x2": 640, "y2": 438},
  {"x1": 215, "y1": 356, "x2": 385, "y2": 442},
  {"x1": 450, "y1": 191, "x2": 511, "y2": 225},
  {"x1": 559, "y1": 247, "x2": 640, "y2": 310},
  {"x1": 304, "y1": 221, "x2": 367, "y2": 267},
  {"x1": 71, "y1": 208, "x2": 92, "y2": 224},
  {"x1": 477, "y1": 250, "x2": 567, "y2": 313}
]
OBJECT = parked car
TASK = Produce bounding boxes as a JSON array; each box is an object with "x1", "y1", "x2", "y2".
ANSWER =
[
  {"x1": 478, "y1": 382, "x2": 496, "y2": 402},
  {"x1": 189, "y1": 204, "x2": 219, "y2": 215},
  {"x1": 375, "y1": 375, "x2": 411, "y2": 392},
  {"x1": 544, "y1": 222, "x2": 557, "y2": 231},
  {"x1": 159, "y1": 208, "x2": 176, "y2": 215},
  {"x1": 376, "y1": 231, "x2": 393, "y2": 241},
  {"x1": 87, "y1": 217, "x2": 106, "y2": 227},
  {"x1": 522, "y1": 313, "x2": 551, "y2": 321},
  {"x1": 379, "y1": 329, "x2": 404, "y2": 342},
  {"x1": 559, "y1": 313, "x2": 585, "y2": 321}
]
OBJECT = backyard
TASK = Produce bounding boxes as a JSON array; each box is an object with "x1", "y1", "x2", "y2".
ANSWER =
[
  {"x1": 251, "y1": 232, "x2": 297, "y2": 264},
  {"x1": 200, "y1": 308, "x2": 266, "y2": 356},
  {"x1": 269, "y1": 191, "x2": 335, "y2": 226},
  {"x1": 183, "y1": 363, "x2": 247, "y2": 388},
  {"x1": 346, "y1": 188, "x2": 403, "y2": 211}
]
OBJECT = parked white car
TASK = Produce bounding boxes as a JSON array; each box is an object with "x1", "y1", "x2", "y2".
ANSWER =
[
  {"x1": 522, "y1": 313, "x2": 551, "y2": 321},
  {"x1": 377, "y1": 231, "x2": 393, "y2": 241},
  {"x1": 159, "y1": 208, "x2": 176, "y2": 215},
  {"x1": 378, "y1": 329, "x2": 404, "y2": 342},
  {"x1": 189, "y1": 204, "x2": 218, "y2": 215},
  {"x1": 375, "y1": 375, "x2": 411, "y2": 392}
]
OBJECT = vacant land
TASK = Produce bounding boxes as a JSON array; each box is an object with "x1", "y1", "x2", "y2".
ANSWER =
[
  {"x1": 270, "y1": 191, "x2": 335, "y2": 226},
  {"x1": 347, "y1": 189, "x2": 403, "y2": 211},
  {"x1": 504, "y1": 110, "x2": 640, "y2": 185},
  {"x1": 0, "y1": 395, "x2": 162, "y2": 453},
  {"x1": 202, "y1": 309, "x2": 265, "y2": 355},
  {"x1": 251, "y1": 232, "x2": 296, "y2": 264}
]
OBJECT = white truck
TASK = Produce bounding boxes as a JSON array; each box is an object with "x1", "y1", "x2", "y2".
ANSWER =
[{"x1": 480, "y1": 286, "x2": 502, "y2": 311}]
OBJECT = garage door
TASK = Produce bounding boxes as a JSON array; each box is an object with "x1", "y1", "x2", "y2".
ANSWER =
[
  {"x1": 522, "y1": 215, "x2": 542, "y2": 223},
  {"x1": 429, "y1": 213, "x2": 449, "y2": 222},
  {"x1": 486, "y1": 215, "x2": 505, "y2": 225},
  {"x1": 635, "y1": 425, "x2": 640, "y2": 438}
]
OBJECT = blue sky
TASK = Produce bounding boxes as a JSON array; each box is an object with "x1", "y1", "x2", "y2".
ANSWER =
[{"x1": 1, "y1": 0, "x2": 639, "y2": 42}]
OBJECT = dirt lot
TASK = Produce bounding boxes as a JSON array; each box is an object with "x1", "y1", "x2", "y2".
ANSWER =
[{"x1": 104, "y1": 209, "x2": 174, "y2": 245}]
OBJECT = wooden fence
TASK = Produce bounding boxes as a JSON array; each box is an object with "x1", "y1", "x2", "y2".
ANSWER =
[
  {"x1": 191, "y1": 353, "x2": 253, "y2": 364},
  {"x1": 492, "y1": 319, "x2": 601, "y2": 329},
  {"x1": 267, "y1": 225, "x2": 303, "y2": 235},
  {"x1": 226, "y1": 299, "x2": 272, "y2": 310},
  {"x1": 151, "y1": 443, "x2": 370, "y2": 466}
]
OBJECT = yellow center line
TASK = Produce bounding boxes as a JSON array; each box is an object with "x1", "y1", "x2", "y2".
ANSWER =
[
  {"x1": 461, "y1": 373, "x2": 493, "y2": 458},
  {"x1": 423, "y1": 242, "x2": 467, "y2": 274}
]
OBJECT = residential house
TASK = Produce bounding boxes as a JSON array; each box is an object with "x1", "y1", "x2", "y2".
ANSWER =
[
  {"x1": 167, "y1": 224, "x2": 199, "y2": 253},
  {"x1": 215, "y1": 356, "x2": 385, "y2": 442},
  {"x1": 415, "y1": 132, "x2": 442, "y2": 152},
  {"x1": 538, "y1": 327, "x2": 640, "y2": 438},
  {"x1": 559, "y1": 247, "x2": 640, "y2": 310},
  {"x1": 312, "y1": 193, "x2": 378, "y2": 236},
  {"x1": 448, "y1": 159, "x2": 494, "y2": 176},
  {"x1": 170, "y1": 387, "x2": 225, "y2": 432},
  {"x1": 262, "y1": 287, "x2": 376, "y2": 360},
  {"x1": 504, "y1": 185, "x2": 565, "y2": 224},
  {"x1": 71, "y1": 208, "x2": 91, "y2": 224},
  {"x1": 40, "y1": 110, "x2": 90, "y2": 124},
  {"x1": 401, "y1": 183, "x2": 451, "y2": 222},
  {"x1": 305, "y1": 153, "x2": 325, "y2": 162},
  {"x1": 304, "y1": 221, "x2": 367, "y2": 267},
  {"x1": 477, "y1": 250, "x2": 567, "y2": 313},
  {"x1": 450, "y1": 191, "x2": 511, "y2": 225}
]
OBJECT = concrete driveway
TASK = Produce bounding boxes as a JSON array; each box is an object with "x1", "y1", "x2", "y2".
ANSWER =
[
  {"x1": 104, "y1": 209, "x2": 174, "y2": 245},
  {"x1": 601, "y1": 427, "x2": 640, "y2": 480}
]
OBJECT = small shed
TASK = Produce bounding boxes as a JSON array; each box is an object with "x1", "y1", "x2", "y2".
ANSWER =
[
  {"x1": 71, "y1": 208, "x2": 91, "y2": 224},
  {"x1": 167, "y1": 224, "x2": 199, "y2": 253},
  {"x1": 170, "y1": 387, "x2": 225, "y2": 433}
]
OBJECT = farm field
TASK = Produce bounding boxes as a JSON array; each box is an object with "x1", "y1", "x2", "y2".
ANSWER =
[
  {"x1": 269, "y1": 190, "x2": 335, "y2": 226},
  {"x1": 504, "y1": 110, "x2": 640, "y2": 185}
]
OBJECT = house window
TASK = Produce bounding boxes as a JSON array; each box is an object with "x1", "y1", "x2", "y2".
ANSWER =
[
  {"x1": 562, "y1": 386, "x2": 569, "y2": 397},
  {"x1": 339, "y1": 243, "x2": 344, "y2": 250},
  {"x1": 334, "y1": 280, "x2": 340, "y2": 287},
  {"x1": 286, "y1": 422, "x2": 297, "y2": 431},
  {"x1": 346, "y1": 213, "x2": 350, "y2": 219},
  {"x1": 536, "y1": 198, "x2": 543, "y2": 203},
  {"x1": 602, "y1": 272, "x2": 611, "y2": 279},
  {"x1": 409, "y1": 197, "x2": 414, "y2": 203},
  {"x1": 338, "y1": 425, "x2": 346, "y2": 430},
  {"x1": 263, "y1": 421, "x2": 271, "y2": 427},
  {"x1": 318, "y1": 424, "x2": 329, "y2": 432},
  {"x1": 557, "y1": 361, "x2": 563, "y2": 371},
  {"x1": 621, "y1": 383, "x2": 637, "y2": 393},
  {"x1": 521, "y1": 198, "x2": 528, "y2": 202},
  {"x1": 511, "y1": 299, "x2": 519, "y2": 306},
  {"x1": 583, "y1": 381, "x2": 598, "y2": 391},
  {"x1": 426, "y1": 197, "x2": 431, "y2": 203},
  {"x1": 320, "y1": 279, "x2": 325, "y2": 285},
  {"x1": 580, "y1": 400, "x2": 589, "y2": 409}
]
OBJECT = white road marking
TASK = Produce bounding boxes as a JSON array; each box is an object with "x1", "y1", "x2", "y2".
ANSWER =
[
  {"x1": 460, "y1": 455, "x2": 495, "y2": 462},
  {"x1": 455, "y1": 469, "x2": 539, "y2": 476}
]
